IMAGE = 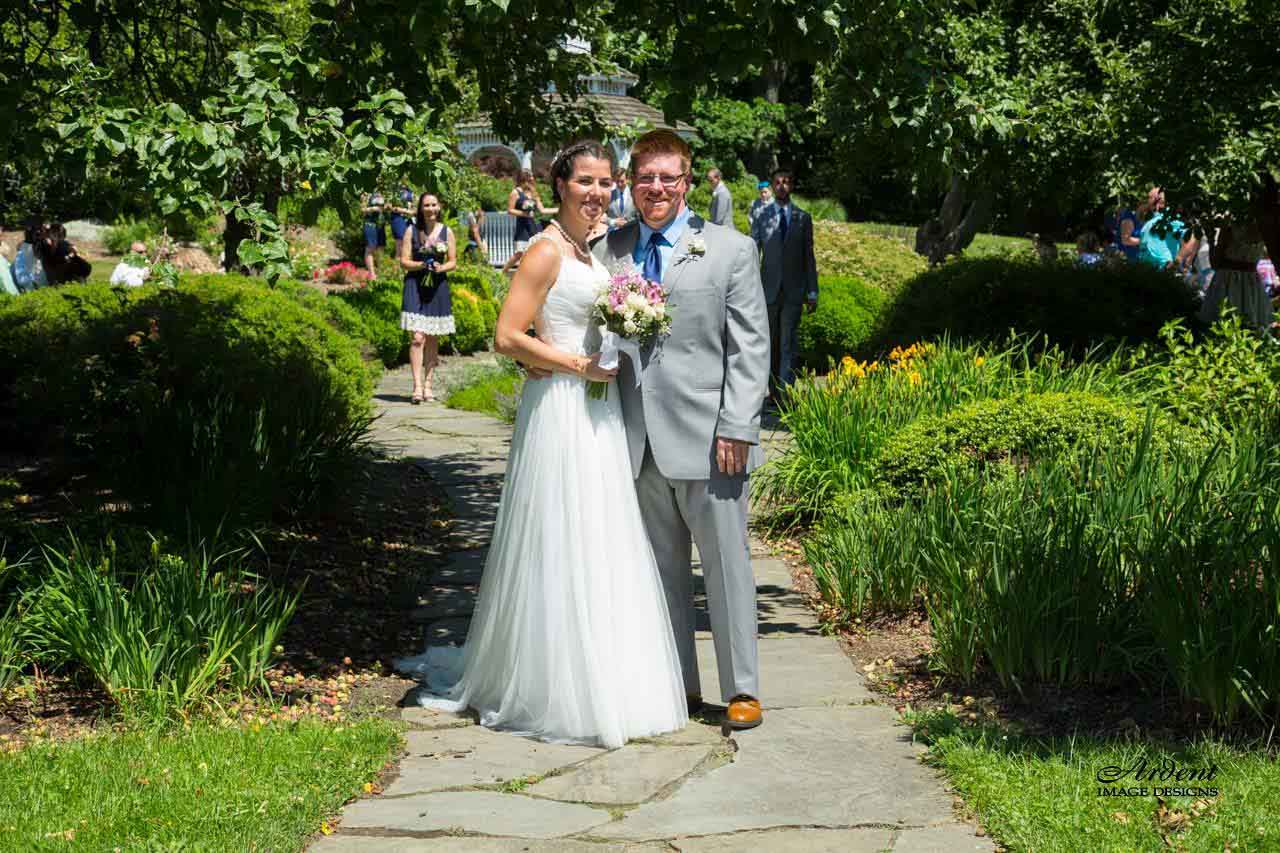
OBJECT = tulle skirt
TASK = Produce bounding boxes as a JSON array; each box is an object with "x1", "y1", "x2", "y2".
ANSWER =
[{"x1": 397, "y1": 374, "x2": 688, "y2": 748}]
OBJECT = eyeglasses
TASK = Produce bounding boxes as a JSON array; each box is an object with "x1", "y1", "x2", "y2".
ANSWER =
[{"x1": 633, "y1": 173, "x2": 686, "y2": 188}]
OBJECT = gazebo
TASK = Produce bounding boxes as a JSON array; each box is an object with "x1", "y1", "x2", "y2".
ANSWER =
[{"x1": 457, "y1": 42, "x2": 696, "y2": 177}]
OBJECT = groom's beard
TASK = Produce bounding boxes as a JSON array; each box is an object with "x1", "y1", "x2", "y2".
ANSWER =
[{"x1": 638, "y1": 195, "x2": 687, "y2": 231}]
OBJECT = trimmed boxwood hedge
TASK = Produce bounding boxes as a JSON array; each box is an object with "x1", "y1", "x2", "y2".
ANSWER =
[
  {"x1": 0, "y1": 278, "x2": 373, "y2": 529},
  {"x1": 872, "y1": 391, "x2": 1201, "y2": 498},
  {"x1": 873, "y1": 257, "x2": 1198, "y2": 353},
  {"x1": 795, "y1": 275, "x2": 889, "y2": 369}
]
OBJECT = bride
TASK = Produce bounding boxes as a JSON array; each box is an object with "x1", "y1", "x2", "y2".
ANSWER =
[{"x1": 397, "y1": 141, "x2": 688, "y2": 748}]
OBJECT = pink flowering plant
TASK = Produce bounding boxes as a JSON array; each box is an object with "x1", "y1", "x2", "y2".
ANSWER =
[
  {"x1": 313, "y1": 261, "x2": 372, "y2": 287},
  {"x1": 587, "y1": 268, "x2": 673, "y2": 399}
]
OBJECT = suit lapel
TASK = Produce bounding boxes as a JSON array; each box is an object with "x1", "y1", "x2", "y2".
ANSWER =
[
  {"x1": 606, "y1": 221, "x2": 640, "y2": 270},
  {"x1": 662, "y1": 214, "x2": 705, "y2": 292}
]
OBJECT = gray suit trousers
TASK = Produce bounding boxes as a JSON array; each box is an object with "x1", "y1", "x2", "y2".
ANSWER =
[{"x1": 635, "y1": 446, "x2": 759, "y2": 702}]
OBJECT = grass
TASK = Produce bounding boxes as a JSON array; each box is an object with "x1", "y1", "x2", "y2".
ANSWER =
[
  {"x1": 0, "y1": 718, "x2": 401, "y2": 849},
  {"x1": 844, "y1": 221, "x2": 1073, "y2": 258},
  {"x1": 444, "y1": 360, "x2": 523, "y2": 423},
  {"x1": 908, "y1": 709, "x2": 1280, "y2": 852}
]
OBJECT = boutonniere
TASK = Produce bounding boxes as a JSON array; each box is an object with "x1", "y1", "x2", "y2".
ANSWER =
[{"x1": 687, "y1": 237, "x2": 706, "y2": 256}]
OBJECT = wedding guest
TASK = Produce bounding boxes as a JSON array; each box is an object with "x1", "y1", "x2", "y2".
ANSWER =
[
  {"x1": 399, "y1": 192, "x2": 457, "y2": 404},
  {"x1": 1075, "y1": 232, "x2": 1103, "y2": 266},
  {"x1": 389, "y1": 183, "x2": 416, "y2": 257},
  {"x1": 1115, "y1": 200, "x2": 1147, "y2": 262},
  {"x1": 464, "y1": 207, "x2": 487, "y2": 261},
  {"x1": 752, "y1": 168, "x2": 818, "y2": 392},
  {"x1": 109, "y1": 241, "x2": 152, "y2": 287},
  {"x1": 706, "y1": 168, "x2": 735, "y2": 230},
  {"x1": 0, "y1": 241, "x2": 17, "y2": 296},
  {"x1": 748, "y1": 181, "x2": 773, "y2": 228},
  {"x1": 1202, "y1": 221, "x2": 1274, "y2": 327},
  {"x1": 507, "y1": 170, "x2": 555, "y2": 253},
  {"x1": 1138, "y1": 191, "x2": 1196, "y2": 272},
  {"x1": 1257, "y1": 248, "x2": 1277, "y2": 296},
  {"x1": 608, "y1": 168, "x2": 635, "y2": 228},
  {"x1": 362, "y1": 190, "x2": 387, "y2": 278},
  {"x1": 12, "y1": 220, "x2": 47, "y2": 292},
  {"x1": 43, "y1": 223, "x2": 91, "y2": 284}
]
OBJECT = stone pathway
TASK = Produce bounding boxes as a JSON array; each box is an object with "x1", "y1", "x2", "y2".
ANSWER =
[{"x1": 313, "y1": 361, "x2": 992, "y2": 852}]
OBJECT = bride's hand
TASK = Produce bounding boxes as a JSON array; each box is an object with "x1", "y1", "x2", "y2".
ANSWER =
[{"x1": 578, "y1": 353, "x2": 618, "y2": 383}]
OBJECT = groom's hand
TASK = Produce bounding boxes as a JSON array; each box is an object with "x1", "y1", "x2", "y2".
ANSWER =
[{"x1": 716, "y1": 437, "x2": 751, "y2": 476}]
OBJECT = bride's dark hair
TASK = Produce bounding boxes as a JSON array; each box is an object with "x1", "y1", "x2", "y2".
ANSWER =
[{"x1": 549, "y1": 140, "x2": 613, "y2": 203}]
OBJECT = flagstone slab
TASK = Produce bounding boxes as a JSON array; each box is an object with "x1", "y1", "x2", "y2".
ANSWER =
[
  {"x1": 668, "y1": 827, "x2": 896, "y2": 852},
  {"x1": 433, "y1": 548, "x2": 488, "y2": 586},
  {"x1": 638, "y1": 720, "x2": 727, "y2": 747},
  {"x1": 412, "y1": 585, "x2": 478, "y2": 621},
  {"x1": 891, "y1": 824, "x2": 995, "y2": 852},
  {"x1": 528, "y1": 744, "x2": 715, "y2": 805},
  {"x1": 383, "y1": 727, "x2": 602, "y2": 796},
  {"x1": 593, "y1": 707, "x2": 952, "y2": 840},
  {"x1": 400, "y1": 705, "x2": 474, "y2": 730},
  {"x1": 339, "y1": 791, "x2": 607, "y2": 837},
  {"x1": 311, "y1": 836, "x2": 662, "y2": 852},
  {"x1": 422, "y1": 616, "x2": 472, "y2": 645},
  {"x1": 694, "y1": 636, "x2": 872, "y2": 709}
]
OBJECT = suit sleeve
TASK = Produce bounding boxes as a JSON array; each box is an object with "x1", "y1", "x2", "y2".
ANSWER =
[
  {"x1": 805, "y1": 213, "x2": 819, "y2": 300},
  {"x1": 718, "y1": 236, "x2": 771, "y2": 445}
]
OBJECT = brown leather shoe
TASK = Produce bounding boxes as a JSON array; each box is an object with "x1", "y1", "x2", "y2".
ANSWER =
[
  {"x1": 687, "y1": 694, "x2": 704, "y2": 715},
  {"x1": 725, "y1": 695, "x2": 762, "y2": 730}
]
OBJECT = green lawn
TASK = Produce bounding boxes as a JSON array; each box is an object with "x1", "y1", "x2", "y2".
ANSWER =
[
  {"x1": 844, "y1": 221, "x2": 1073, "y2": 258},
  {"x1": 910, "y1": 709, "x2": 1280, "y2": 852},
  {"x1": 0, "y1": 719, "x2": 401, "y2": 849}
]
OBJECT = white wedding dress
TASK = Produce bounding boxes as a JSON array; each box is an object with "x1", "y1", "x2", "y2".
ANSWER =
[{"x1": 397, "y1": 237, "x2": 688, "y2": 749}]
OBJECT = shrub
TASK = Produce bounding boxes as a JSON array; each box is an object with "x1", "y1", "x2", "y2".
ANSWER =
[
  {"x1": 0, "y1": 279, "x2": 372, "y2": 531},
  {"x1": 873, "y1": 391, "x2": 1198, "y2": 498},
  {"x1": 26, "y1": 538, "x2": 296, "y2": 719},
  {"x1": 444, "y1": 359, "x2": 523, "y2": 423},
  {"x1": 334, "y1": 277, "x2": 406, "y2": 367},
  {"x1": 813, "y1": 222, "x2": 927, "y2": 292},
  {"x1": 755, "y1": 338, "x2": 1147, "y2": 527},
  {"x1": 875, "y1": 256, "x2": 1198, "y2": 352},
  {"x1": 795, "y1": 275, "x2": 890, "y2": 368},
  {"x1": 102, "y1": 217, "x2": 155, "y2": 255}
]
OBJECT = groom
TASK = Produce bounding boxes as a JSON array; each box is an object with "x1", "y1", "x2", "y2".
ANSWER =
[{"x1": 595, "y1": 130, "x2": 771, "y2": 729}]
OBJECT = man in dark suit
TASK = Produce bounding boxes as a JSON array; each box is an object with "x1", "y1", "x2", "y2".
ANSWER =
[{"x1": 751, "y1": 168, "x2": 818, "y2": 391}]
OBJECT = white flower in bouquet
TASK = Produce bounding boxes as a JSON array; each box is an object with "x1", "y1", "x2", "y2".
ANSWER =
[
  {"x1": 434, "y1": 241, "x2": 448, "y2": 256},
  {"x1": 585, "y1": 268, "x2": 675, "y2": 400}
]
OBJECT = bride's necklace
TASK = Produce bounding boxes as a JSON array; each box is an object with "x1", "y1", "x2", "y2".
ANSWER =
[{"x1": 549, "y1": 219, "x2": 590, "y2": 259}]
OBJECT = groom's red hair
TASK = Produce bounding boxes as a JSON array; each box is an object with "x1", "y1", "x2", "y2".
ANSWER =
[{"x1": 630, "y1": 130, "x2": 692, "y2": 176}]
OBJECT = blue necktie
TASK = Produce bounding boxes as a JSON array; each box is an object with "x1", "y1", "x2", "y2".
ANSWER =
[
  {"x1": 778, "y1": 207, "x2": 789, "y2": 242},
  {"x1": 643, "y1": 231, "x2": 664, "y2": 283}
]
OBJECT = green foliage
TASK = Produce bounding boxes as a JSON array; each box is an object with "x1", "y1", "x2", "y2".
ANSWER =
[
  {"x1": 812, "y1": 222, "x2": 927, "y2": 291},
  {"x1": 792, "y1": 195, "x2": 849, "y2": 224},
  {"x1": 26, "y1": 538, "x2": 297, "y2": 720},
  {"x1": 756, "y1": 338, "x2": 1145, "y2": 526},
  {"x1": 444, "y1": 360, "x2": 524, "y2": 423},
  {"x1": 102, "y1": 218, "x2": 156, "y2": 255},
  {"x1": 0, "y1": 719, "x2": 400, "y2": 848},
  {"x1": 873, "y1": 391, "x2": 1197, "y2": 498},
  {"x1": 795, "y1": 275, "x2": 890, "y2": 368},
  {"x1": 877, "y1": 257, "x2": 1198, "y2": 352},
  {"x1": 685, "y1": 174, "x2": 761, "y2": 234},
  {"x1": 688, "y1": 96, "x2": 786, "y2": 178},
  {"x1": 334, "y1": 278, "x2": 409, "y2": 367},
  {"x1": 0, "y1": 279, "x2": 372, "y2": 532},
  {"x1": 812, "y1": 433, "x2": 1280, "y2": 723},
  {"x1": 1148, "y1": 313, "x2": 1280, "y2": 435}
]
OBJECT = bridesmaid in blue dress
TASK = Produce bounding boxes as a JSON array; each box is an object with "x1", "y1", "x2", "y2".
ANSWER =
[
  {"x1": 399, "y1": 192, "x2": 457, "y2": 403},
  {"x1": 506, "y1": 169, "x2": 554, "y2": 253}
]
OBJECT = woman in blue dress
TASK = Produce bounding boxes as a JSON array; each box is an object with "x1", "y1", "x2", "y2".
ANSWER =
[
  {"x1": 362, "y1": 191, "x2": 387, "y2": 278},
  {"x1": 506, "y1": 169, "x2": 555, "y2": 253},
  {"x1": 399, "y1": 192, "x2": 457, "y2": 404}
]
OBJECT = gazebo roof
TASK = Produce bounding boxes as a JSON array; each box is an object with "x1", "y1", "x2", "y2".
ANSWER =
[{"x1": 457, "y1": 92, "x2": 696, "y2": 137}]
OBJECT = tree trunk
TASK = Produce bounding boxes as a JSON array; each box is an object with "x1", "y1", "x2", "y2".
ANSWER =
[
  {"x1": 222, "y1": 212, "x2": 249, "y2": 274},
  {"x1": 915, "y1": 174, "x2": 993, "y2": 265},
  {"x1": 750, "y1": 59, "x2": 785, "y2": 179}
]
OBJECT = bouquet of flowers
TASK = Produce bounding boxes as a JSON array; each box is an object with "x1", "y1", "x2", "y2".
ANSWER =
[{"x1": 587, "y1": 267, "x2": 673, "y2": 399}]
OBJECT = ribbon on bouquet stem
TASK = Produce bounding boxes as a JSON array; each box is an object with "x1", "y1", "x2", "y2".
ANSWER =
[{"x1": 588, "y1": 330, "x2": 644, "y2": 400}]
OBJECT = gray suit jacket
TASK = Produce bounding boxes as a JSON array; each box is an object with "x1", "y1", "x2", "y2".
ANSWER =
[
  {"x1": 708, "y1": 183, "x2": 735, "y2": 230},
  {"x1": 608, "y1": 187, "x2": 636, "y2": 223},
  {"x1": 751, "y1": 202, "x2": 819, "y2": 306},
  {"x1": 594, "y1": 214, "x2": 770, "y2": 481}
]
